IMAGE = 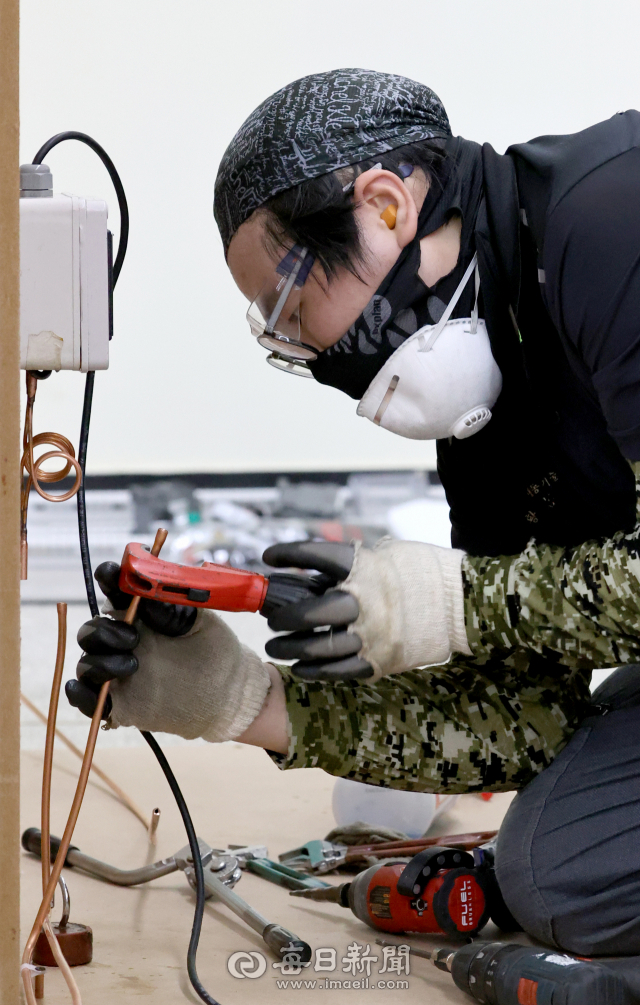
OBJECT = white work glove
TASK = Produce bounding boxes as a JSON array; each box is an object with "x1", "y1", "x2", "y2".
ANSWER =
[
  {"x1": 263, "y1": 538, "x2": 471, "y2": 683},
  {"x1": 71, "y1": 601, "x2": 271, "y2": 742},
  {"x1": 343, "y1": 538, "x2": 471, "y2": 680},
  {"x1": 109, "y1": 609, "x2": 270, "y2": 741}
]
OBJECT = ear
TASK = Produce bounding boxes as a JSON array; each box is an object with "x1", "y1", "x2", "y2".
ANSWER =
[{"x1": 352, "y1": 168, "x2": 419, "y2": 249}]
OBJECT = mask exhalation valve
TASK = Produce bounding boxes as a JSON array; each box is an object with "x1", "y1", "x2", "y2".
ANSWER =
[{"x1": 452, "y1": 406, "x2": 493, "y2": 440}]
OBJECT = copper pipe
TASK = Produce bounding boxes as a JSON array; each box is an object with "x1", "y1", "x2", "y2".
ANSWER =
[
  {"x1": 21, "y1": 693, "x2": 151, "y2": 831},
  {"x1": 32, "y1": 968, "x2": 45, "y2": 999},
  {"x1": 22, "y1": 677, "x2": 109, "y2": 988},
  {"x1": 120, "y1": 529, "x2": 168, "y2": 626},
  {"x1": 22, "y1": 529, "x2": 168, "y2": 999},
  {"x1": 20, "y1": 373, "x2": 83, "y2": 580},
  {"x1": 23, "y1": 604, "x2": 82, "y2": 1005},
  {"x1": 21, "y1": 535, "x2": 28, "y2": 581},
  {"x1": 41, "y1": 603, "x2": 67, "y2": 894},
  {"x1": 42, "y1": 917, "x2": 81, "y2": 1005},
  {"x1": 344, "y1": 842, "x2": 488, "y2": 862},
  {"x1": 22, "y1": 373, "x2": 82, "y2": 501},
  {"x1": 343, "y1": 829, "x2": 499, "y2": 860},
  {"x1": 148, "y1": 807, "x2": 161, "y2": 845}
]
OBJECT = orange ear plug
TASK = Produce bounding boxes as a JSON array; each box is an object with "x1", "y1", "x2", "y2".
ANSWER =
[{"x1": 381, "y1": 204, "x2": 397, "y2": 229}]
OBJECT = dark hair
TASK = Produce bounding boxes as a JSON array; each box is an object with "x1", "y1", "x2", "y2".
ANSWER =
[{"x1": 262, "y1": 139, "x2": 449, "y2": 281}]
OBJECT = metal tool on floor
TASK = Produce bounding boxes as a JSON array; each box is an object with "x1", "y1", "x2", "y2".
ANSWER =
[
  {"x1": 376, "y1": 938, "x2": 635, "y2": 1004},
  {"x1": 22, "y1": 828, "x2": 311, "y2": 961},
  {"x1": 279, "y1": 830, "x2": 499, "y2": 873},
  {"x1": 291, "y1": 845, "x2": 494, "y2": 938},
  {"x1": 244, "y1": 857, "x2": 330, "y2": 891}
]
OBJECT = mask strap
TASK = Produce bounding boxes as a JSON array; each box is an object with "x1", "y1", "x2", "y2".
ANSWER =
[
  {"x1": 419, "y1": 253, "x2": 478, "y2": 352},
  {"x1": 470, "y1": 263, "x2": 480, "y2": 334}
]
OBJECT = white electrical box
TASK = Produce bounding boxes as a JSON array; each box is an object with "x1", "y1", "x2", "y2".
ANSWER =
[{"x1": 20, "y1": 168, "x2": 111, "y2": 372}]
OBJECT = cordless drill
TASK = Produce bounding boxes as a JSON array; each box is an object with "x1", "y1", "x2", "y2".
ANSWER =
[
  {"x1": 406, "y1": 940, "x2": 634, "y2": 1004},
  {"x1": 291, "y1": 845, "x2": 511, "y2": 938}
]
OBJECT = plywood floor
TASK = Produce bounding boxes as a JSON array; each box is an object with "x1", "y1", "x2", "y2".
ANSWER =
[{"x1": 21, "y1": 741, "x2": 531, "y2": 1003}]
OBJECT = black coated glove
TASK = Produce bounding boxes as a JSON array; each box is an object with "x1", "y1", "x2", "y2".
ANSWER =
[
  {"x1": 65, "y1": 561, "x2": 198, "y2": 719},
  {"x1": 262, "y1": 541, "x2": 373, "y2": 681}
]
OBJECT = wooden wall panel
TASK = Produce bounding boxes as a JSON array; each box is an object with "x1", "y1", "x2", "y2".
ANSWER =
[{"x1": 0, "y1": 0, "x2": 21, "y2": 998}]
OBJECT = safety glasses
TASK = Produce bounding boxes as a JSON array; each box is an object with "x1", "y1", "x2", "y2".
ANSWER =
[{"x1": 246, "y1": 245, "x2": 317, "y2": 377}]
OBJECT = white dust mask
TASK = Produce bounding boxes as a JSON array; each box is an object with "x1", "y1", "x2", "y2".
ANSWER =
[{"x1": 357, "y1": 255, "x2": 502, "y2": 440}]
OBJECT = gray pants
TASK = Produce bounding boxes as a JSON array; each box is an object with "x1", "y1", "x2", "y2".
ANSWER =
[{"x1": 496, "y1": 665, "x2": 640, "y2": 961}]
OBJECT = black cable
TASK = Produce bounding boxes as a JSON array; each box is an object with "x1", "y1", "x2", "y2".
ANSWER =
[
  {"x1": 77, "y1": 371, "x2": 99, "y2": 617},
  {"x1": 141, "y1": 731, "x2": 221, "y2": 1005},
  {"x1": 36, "y1": 133, "x2": 220, "y2": 1004},
  {"x1": 33, "y1": 131, "x2": 129, "y2": 282},
  {"x1": 33, "y1": 132, "x2": 130, "y2": 619}
]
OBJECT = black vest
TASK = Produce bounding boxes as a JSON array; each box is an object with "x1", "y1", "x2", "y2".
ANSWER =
[{"x1": 438, "y1": 112, "x2": 640, "y2": 556}]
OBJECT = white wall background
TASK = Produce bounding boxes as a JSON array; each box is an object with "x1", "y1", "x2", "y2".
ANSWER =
[{"x1": 19, "y1": 0, "x2": 640, "y2": 474}]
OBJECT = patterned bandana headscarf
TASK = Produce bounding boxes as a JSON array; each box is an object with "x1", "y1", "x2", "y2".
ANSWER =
[{"x1": 214, "y1": 68, "x2": 451, "y2": 251}]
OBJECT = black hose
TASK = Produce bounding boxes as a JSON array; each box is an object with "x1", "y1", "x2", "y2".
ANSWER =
[
  {"x1": 141, "y1": 732, "x2": 221, "y2": 1005},
  {"x1": 36, "y1": 133, "x2": 221, "y2": 1004}
]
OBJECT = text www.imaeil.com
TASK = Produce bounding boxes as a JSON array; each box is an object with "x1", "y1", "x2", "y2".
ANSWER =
[{"x1": 275, "y1": 978, "x2": 409, "y2": 990}]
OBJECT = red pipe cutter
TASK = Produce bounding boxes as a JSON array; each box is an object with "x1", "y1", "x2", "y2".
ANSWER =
[{"x1": 118, "y1": 541, "x2": 322, "y2": 616}]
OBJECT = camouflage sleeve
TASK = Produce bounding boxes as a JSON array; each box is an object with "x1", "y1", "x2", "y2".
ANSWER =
[
  {"x1": 463, "y1": 462, "x2": 640, "y2": 669},
  {"x1": 268, "y1": 652, "x2": 590, "y2": 793},
  {"x1": 265, "y1": 468, "x2": 640, "y2": 791}
]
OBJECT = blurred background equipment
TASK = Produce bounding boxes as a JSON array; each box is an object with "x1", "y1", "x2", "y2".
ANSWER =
[
  {"x1": 20, "y1": 469, "x2": 449, "y2": 602},
  {"x1": 20, "y1": 468, "x2": 450, "y2": 749}
]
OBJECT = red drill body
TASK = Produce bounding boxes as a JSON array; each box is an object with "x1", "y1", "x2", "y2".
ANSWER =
[
  {"x1": 294, "y1": 851, "x2": 492, "y2": 939},
  {"x1": 349, "y1": 861, "x2": 490, "y2": 937}
]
